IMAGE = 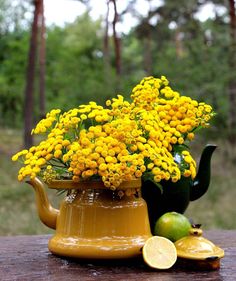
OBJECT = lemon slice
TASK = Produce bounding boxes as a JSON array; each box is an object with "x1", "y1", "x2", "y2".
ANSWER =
[{"x1": 142, "y1": 236, "x2": 177, "y2": 270}]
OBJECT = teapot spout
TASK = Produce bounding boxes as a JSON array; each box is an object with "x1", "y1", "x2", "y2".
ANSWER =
[
  {"x1": 27, "y1": 177, "x2": 59, "y2": 229},
  {"x1": 190, "y1": 144, "x2": 217, "y2": 201}
]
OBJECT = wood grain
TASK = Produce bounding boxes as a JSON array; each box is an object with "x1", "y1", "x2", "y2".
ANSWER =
[{"x1": 0, "y1": 230, "x2": 235, "y2": 281}]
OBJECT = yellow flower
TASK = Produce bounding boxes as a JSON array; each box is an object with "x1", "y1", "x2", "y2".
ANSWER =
[{"x1": 12, "y1": 76, "x2": 214, "y2": 189}]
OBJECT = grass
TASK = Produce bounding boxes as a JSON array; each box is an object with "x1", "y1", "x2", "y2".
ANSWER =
[
  {"x1": 0, "y1": 128, "x2": 236, "y2": 236},
  {"x1": 0, "y1": 128, "x2": 62, "y2": 235}
]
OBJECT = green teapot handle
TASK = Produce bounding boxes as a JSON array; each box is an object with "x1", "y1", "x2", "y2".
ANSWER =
[{"x1": 190, "y1": 144, "x2": 217, "y2": 201}]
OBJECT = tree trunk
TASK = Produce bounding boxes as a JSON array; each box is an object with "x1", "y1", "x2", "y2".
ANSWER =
[
  {"x1": 144, "y1": 0, "x2": 153, "y2": 75},
  {"x1": 228, "y1": 0, "x2": 236, "y2": 143},
  {"x1": 39, "y1": 0, "x2": 46, "y2": 119},
  {"x1": 103, "y1": 0, "x2": 111, "y2": 88},
  {"x1": 111, "y1": 0, "x2": 121, "y2": 86},
  {"x1": 175, "y1": 28, "x2": 184, "y2": 58},
  {"x1": 23, "y1": 0, "x2": 41, "y2": 148},
  {"x1": 143, "y1": 25, "x2": 152, "y2": 75},
  {"x1": 104, "y1": 0, "x2": 110, "y2": 65}
]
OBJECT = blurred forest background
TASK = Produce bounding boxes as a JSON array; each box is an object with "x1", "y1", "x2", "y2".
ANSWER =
[{"x1": 0, "y1": 0, "x2": 236, "y2": 235}]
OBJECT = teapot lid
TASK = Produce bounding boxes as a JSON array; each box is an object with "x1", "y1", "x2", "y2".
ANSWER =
[{"x1": 174, "y1": 225, "x2": 224, "y2": 260}]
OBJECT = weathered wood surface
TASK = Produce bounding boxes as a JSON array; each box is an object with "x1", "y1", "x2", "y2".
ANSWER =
[{"x1": 0, "y1": 230, "x2": 235, "y2": 281}]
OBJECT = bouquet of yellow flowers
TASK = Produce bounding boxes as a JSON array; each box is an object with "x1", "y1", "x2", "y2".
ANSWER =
[{"x1": 12, "y1": 76, "x2": 215, "y2": 191}]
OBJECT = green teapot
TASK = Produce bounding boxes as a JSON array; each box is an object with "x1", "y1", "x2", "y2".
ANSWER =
[{"x1": 141, "y1": 144, "x2": 217, "y2": 233}]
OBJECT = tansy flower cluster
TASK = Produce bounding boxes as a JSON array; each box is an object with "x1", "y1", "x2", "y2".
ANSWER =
[{"x1": 12, "y1": 76, "x2": 215, "y2": 191}]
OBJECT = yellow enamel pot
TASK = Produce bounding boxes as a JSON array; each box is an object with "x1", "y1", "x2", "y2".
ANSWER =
[{"x1": 28, "y1": 177, "x2": 152, "y2": 259}]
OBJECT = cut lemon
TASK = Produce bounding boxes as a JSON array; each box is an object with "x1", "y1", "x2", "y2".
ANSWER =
[{"x1": 142, "y1": 236, "x2": 177, "y2": 270}]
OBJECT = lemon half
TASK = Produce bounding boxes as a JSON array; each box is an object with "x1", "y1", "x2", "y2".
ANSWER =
[{"x1": 142, "y1": 236, "x2": 177, "y2": 270}]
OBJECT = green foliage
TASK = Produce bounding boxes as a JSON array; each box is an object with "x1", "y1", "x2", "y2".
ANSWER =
[
  {"x1": 0, "y1": 0, "x2": 232, "y2": 140},
  {"x1": 0, "y1": 0, "x2": 31, "y2": 127},
  {"x1": 45, "y1": 13, "x2": 113, "y2": 112},
  {"x1": 0, "y1": 31, "x2": 29, "y2": 127}
]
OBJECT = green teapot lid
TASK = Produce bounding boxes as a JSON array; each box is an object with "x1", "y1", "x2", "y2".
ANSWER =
[{"x1": 174, "y1": 225, "x2": 224, "y2": 260}]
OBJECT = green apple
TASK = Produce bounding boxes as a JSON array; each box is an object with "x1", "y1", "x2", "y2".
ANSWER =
[{"x1": 154, "y1": 212, "x2": 191, "y2": 242}]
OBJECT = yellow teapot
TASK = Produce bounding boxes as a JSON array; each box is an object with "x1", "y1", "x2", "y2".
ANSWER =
[{"x1": 28, "y1": 177, "x2": 152, "y2": 259}]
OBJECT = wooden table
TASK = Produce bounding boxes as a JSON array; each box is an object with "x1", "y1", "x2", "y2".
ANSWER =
[{"x1": 0, "y1": 230, "x2": 235, "y2": 281}]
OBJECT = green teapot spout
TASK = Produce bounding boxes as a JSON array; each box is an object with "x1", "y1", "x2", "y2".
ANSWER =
[{"x1": 190, "y1": 144, "x2": 217, "y2": 201}]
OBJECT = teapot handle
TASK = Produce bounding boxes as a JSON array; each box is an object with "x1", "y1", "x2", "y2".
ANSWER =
[{"x1": 190, "y1": 144, "x2": 217, "y2": 201}]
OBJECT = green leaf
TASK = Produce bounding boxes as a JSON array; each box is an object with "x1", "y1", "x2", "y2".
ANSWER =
[
  {"x1": 142, "y1": 173, "x2": 164, "y2": 193},
  {"x1": 172, "y1": 144, "x2": 189, "y2": 153}
]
